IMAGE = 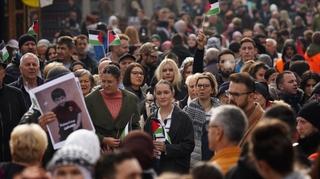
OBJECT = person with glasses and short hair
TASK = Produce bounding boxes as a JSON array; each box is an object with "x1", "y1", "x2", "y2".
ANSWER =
[
  {"x1": 227, "y1": 72, "x2": 264, "y2": 147},
  {"x1": 184, "y1": 72, "x2": 220, "y2": 166}
]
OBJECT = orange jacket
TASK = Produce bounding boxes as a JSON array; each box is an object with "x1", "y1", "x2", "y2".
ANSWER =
[
  {"x1": 304, "y1": 53, "x2": 320, "y2": 73},
  {"x1": 275, "y1": 58, "x2": 285, "y2": 73}
]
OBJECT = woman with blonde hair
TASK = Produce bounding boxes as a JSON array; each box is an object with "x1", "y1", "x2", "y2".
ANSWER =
[
  {"x1": 154, "y1": 58, "x2": 184, "y2": 100},
  {"x1": 0, "y1": 124, "x2": 48, "y2": 178}
]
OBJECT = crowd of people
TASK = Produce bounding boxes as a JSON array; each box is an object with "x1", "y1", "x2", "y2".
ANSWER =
[{"x1": 1, "y1": 0, "x2": 320, "y2": 178}]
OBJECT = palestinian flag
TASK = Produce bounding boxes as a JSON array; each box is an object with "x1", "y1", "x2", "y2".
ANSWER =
[
  {"x1": 120, "y1": 116, "x2": 133, "y2": 140},
  {"x1": 28, "y1": 20, "x2": 39, "y2": 36},
  {"x1": 0, "y1": 41, "x2": 9, "y2": 63},
  {"x1": 88, "y1": 30, "x2": 104, "y2": 46},
  {"x1": 108, "y1": 30, "x2": 121, "y2": 46},
  {"x1": 151, "y1": 118, "x2": 171, "y2": 144},
  {"x1": 207, "y1": 0, "x2": 220, "y2": 16}
]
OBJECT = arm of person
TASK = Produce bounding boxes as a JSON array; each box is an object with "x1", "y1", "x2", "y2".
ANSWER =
[{"x1": 193, "y1": 30, "x2": 206, "y2": 73}]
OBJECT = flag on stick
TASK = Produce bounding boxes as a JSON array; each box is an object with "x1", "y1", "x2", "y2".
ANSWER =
[
  {"x1": 28, "y1": 20, "x2": 39, "y2": 36},
  {"x1": 0, "y1": 41, "x2": 9, "y2": 63},
  {"x1": 207, "y1": 0, "x2": 220, "y2": 16},
  {"x1": 108, "y1": 30, "x2": 121, "y2": 46},
  {"x1": 88, "y1": 30, "x2": 104, "y2": 46}
]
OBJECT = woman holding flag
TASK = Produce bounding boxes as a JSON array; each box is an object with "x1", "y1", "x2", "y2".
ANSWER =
[
  {"x1": 85, "y1": 64, "x2": 140, "y2": 152},
  {"x1": 144, "y1": 80, "x2": 195, "y2": 174}
]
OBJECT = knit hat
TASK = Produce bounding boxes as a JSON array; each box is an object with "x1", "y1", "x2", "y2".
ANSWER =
[
  {"x1": 298, "y1": 101, "x2": 320, "y2": 130},
  {"x1": 151, "y1": 34, "x2": 161, "y2": 42},
  {"x1": 64, "y1": 129, "x2": 100, "y2": 164},
  {"x1": 255, "y1": 82, "x2": 271, "y2": 100},
  {"x1": 18, "y1": 34, "x2": 36, "y2": 49},
  {"x1": 47, "y1": 146, "x2": 93, "y2": 179}
]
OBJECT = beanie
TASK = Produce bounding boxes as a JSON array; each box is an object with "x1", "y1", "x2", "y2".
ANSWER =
[
  {"x1": 255, "y1": 82, "x2": 272, "y2": 100},
  {"x1": 64, "y1": 129, "x2": 100, "y2": 164},
  {"x1": 298, "y1": 101, "x2": 320, "y2": 130},
  {"x1": 18, "y1": 34, "x2": 36, "y2": 49}
]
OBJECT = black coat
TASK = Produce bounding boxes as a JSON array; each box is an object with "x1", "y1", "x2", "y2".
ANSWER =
[
  {"x1": 0, "y1": 85, "x2": 27, "y2": 162},
  {"x1": 144, "y1": 106, "x2": 195, "y2": 174},
  {"x1": 9, "y1": 76, "x2": 44, "y2": 108}
]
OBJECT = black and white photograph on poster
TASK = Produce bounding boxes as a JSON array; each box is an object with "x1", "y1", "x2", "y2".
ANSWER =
[{"x1": 29, "y1": 73, "x2": 95, "y2": 149}]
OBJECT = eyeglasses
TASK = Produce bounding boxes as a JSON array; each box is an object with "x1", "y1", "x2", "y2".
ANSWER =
[
  {"x1": 131, "y1": 71, "x2": 144, "y2": 76},
  {"x1": 197, "y1": 84, "x2": 211, "y2": 89},
  {"x1": 225, "y1": 90, "x2": 252, "y2": 97}
]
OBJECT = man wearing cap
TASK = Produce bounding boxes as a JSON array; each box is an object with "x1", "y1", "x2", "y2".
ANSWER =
[
  {"x1": 5, "y1": 34, "x2": 37, "y2": 84},
  {"x1": 9, "y1": 53, "x2": 44, "y2": 108},
  {"x1": 5, "y1": 39, "x2": 19, "y2": 64},
  {"x1": 138, "y1": 42, "x2": 158, "y2": 85},
  {"x1": 106, "y1": 34, "x2": 130, "y2": 64},
  {"x1": 119, "y1": 53, "x2": 135, "y2": 85},
  {"x1": 296, "y1": 101, "x2": 320, "y2": 157},
  {"x1": 0, "y1": 61, "x2": 28, "y2": 162}
]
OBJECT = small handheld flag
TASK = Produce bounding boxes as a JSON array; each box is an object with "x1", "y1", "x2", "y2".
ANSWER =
[
  {"x1": 0, "y1": 41, "x2": 9, "y2": 63},
  {"x1": 119, "y1": 115, "x2": 133, "y2": 140},
  {"x1": 108, "y1": 30, "x2": 121, "y2": 46},
  {"x1": 88, "y1": 30, "x2": 104, "y2": 46},
  {"x1": 151, "y1": 118, "x2": 171, "y2": 144},
  {"x1": 207, "y1": 0, "x2": 220, "y2": 16},
  {"x1": 28, "y1": 20, "x2": 39, "y2": 37}
]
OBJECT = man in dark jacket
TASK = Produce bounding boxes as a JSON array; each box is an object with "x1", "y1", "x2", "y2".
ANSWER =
[
  {"x1": 0, "y1": 61, "x2": 27, "y2": 162},
  {"x1": 9, "y1": 53, "x2": 44, "y2": 108},
  {"x1": 5, "y1": 34, "x2": 37, "y2": 84}
]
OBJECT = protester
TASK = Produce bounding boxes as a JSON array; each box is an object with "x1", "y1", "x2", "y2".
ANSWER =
[
  {"x1": 85, "y1": 64, "x2": 140, "y2": 152},
  {"x1": 5, "y1": 34, "x2": 37, "y2": 84},
  {"x1": 121, "y1": 131, "x2": 156, "y2": 179},
  {"x1": 95, "y1": 150, "x2": 142, "y2": 179},
  {"x1": 208, "y1": 105, "x2": 248, "y2": 175},
  {"x1": 9, "y1": 53, "x2": 44, "y2": 108},
  {"x1": 74, "y1": 69, "x2": 94, "y2": 96},
  {"x1": 74, "y1": 34, "x2": 98, "y2": 74},
  {"x1": 0, "y1": 124, "x2": 48, "y2": 178},
  {"x1": 0, "y1": 61, "x2": 27, "y2": 162},
  {"x1": 144, "y1": 80, "x2": 194, "y2": 174},
  {"x1": 184, "y1": 73, "x2": 220, "y2": 165}
]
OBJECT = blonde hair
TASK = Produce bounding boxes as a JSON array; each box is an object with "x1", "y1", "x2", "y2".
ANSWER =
[
  {"x1": 10, "y1": 124, "x2": 48, "y2": 165},
  {"x1": 43, "y1": 62, "x2": 64, "y2": 79},
  {"x1": 155, "y1": 58, "x2": 182, "y2": 90}
]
